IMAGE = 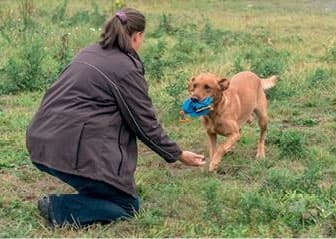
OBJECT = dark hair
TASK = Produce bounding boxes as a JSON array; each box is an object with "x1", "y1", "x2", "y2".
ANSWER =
[{"x1": 99, "y1": 8, "x2": 146, "y2": 53}]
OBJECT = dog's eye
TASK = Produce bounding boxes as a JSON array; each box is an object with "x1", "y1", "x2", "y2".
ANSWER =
[{"x1": 204, "y1": 84, "x2": 210, "y2": 90}]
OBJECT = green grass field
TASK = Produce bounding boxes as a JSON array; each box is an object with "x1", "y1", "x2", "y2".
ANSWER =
[{"x1": 1, "y1": 0, "x2": 336, "y2": 237}]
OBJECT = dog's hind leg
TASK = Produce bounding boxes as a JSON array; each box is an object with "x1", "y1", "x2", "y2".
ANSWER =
[
  {"x1": 254, "y1": 94, "x2": 268, "y2": 158},
  {"x1": 247, "y1": 114, "x2": 254, "y2": 124}
]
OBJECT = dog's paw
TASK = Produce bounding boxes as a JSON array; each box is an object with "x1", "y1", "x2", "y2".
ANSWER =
[
  {"x1": 256, "y1": 152, "x2": 265, "y2": 158},
  {"x1": 209, "y1": 162, "x2": 219, "y2": 172},
  {"x1": 208, "y1": 164, "x2": 226, "y2": 175},
  {"x1": 208, "y1": 166, "x2": 216, "y2": 172}
]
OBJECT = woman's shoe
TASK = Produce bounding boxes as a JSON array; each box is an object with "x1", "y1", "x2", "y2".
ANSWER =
[{"x1": 37, "y1": 196, "x2": 55, "y2": 228}]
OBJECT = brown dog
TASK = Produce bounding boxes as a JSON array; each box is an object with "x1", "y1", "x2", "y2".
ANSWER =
[{"x1": 188, "y1": 71, "x2": 277, "y2": 172}]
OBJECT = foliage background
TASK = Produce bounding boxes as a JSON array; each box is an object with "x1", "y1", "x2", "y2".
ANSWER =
[{"x1": 0, "y1": 0, "x2": 335, "y2": 237}]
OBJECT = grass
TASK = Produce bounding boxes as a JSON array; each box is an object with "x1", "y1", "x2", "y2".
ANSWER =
[{"x1": 1, "y1": 0, "x2": 336, "y2": 237}]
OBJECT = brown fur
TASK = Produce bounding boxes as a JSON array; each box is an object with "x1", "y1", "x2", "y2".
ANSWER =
[{"x1": 188, "y1": 71, "x2": 277, "y2": 172}]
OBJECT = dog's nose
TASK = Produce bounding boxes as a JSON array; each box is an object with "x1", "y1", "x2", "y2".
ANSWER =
[{"x1": 190, "y1": 96, "x2": 199, "y2": 102}]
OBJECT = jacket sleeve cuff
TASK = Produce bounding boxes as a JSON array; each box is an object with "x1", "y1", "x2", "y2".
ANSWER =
[{"x1": 166, "y1": 148, "x2": 183, "y2": 163}]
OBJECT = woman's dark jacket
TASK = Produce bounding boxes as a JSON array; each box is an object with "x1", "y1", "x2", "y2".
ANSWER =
[{"x1": 26, "y1": 44, "x2": 182, "y2": 197}]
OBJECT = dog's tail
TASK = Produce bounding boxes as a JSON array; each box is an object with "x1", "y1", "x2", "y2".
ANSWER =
[{"x1": 261, "y1": 75, "x2": 277, "y2": 90}]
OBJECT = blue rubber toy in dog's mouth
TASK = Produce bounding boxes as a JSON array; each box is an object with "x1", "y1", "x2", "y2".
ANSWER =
[{"x1": 182, "y1": 97, "x2": 213, "y2": 117}]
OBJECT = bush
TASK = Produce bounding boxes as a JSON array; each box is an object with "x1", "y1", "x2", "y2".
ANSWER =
[
  {"x1": 262, "y1": 168, "x2": 296, "y2": 193},
  {"x1": 150, "y1": 13, "x2": 174, "y2": 38},
  {"x1": 295, "y1": 164, "x2": 322, "y2": 194},
  {"x1": 55, "y1": 33, "x2": 73, "y2": 74},
  {"x1": 262, "y1": 166, "x2": 322, "y2": 194},
  {"x1": 142, "y1": 39, "x2": 167, "y2": 81},
  {"x1": 167, "y1": 23, "x2": 205, "y2": 67},
  {"x1": 282, "y1": 193, "x2": 320, "y2": 231},
  {"x1": 270, "y1": 129, "x2": 307, "y2": 159},
  {"x1": 265, "y1": 82, "x2": 294, "y2": 101},
  {"x1": 200, "y1": 22, "x2": 224, "y2": 48},
  {"x1": 143, "y1": 22, "x2": 207, "y2": 82},
  {"x1": 44, "y1": 33, "x2": 74, "y2": 87},
  {"x1": 238, "y1": 191, "x2": 280, "y2": 224},
  {"x1": 0, "y1": 37, "x2": 46, "y2": 94},
  {"x1": 233, "y1": 50, "x2": 291, "y2": 101},
  {"x1": 233, "y1": 47, "x2": 289, "y2": 78},
  {"x1": 306, "y1": 68, "x2": 332, "y2": 90},
  {"x1": 165, "y1": 71, "x2": 189, "y2": 113}
]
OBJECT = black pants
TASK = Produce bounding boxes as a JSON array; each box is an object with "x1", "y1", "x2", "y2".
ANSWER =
[{"x1": 34, "y1": 163, "x2": 140, "y2": 227}]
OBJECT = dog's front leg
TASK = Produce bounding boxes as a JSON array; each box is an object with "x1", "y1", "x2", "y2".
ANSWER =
[
  {"x1": 209, "y1": 133, "x2": 240, "y2": 172},
  {"x1": 206, "y1": 131, "x2": 217, "y2": 160}
]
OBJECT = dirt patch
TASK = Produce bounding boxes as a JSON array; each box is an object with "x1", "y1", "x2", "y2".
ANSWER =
[{"x1": 0, "y1": 168, "x2": 74, "y2": 203}]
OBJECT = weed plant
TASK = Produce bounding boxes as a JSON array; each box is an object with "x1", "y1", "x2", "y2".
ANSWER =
[
  {"x1": 306, "y1": 68, "x2": 332, "y2": 90},
  {"x1": 238, "y1": 191, "x2": 280, "y2": 224},
  {"x1": 324, "y1": 43, "x2": 336, "y2": 63},
  {"x1": 0, "y1": 37, "x2": 45, "y2": 94},
  {"x1": 165, "y1": 71, "x2": 188, "y2": 114},
  {"x1": 202, "y1": 179, "x2": 225, "y2": 225},
  {"x1": 267, "y1": 128, "x2": 307, "y2": 159},
  {"x1": 150, "y1": 13, "x2": 175, "y2": 38},
  {"x1": 142, "y1": 39, "x2": 167, "y2": 81}
]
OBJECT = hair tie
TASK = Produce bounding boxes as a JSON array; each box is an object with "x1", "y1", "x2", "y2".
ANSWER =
[{"x1": 116, "y1": 11, "x2": 127, "y2": 24}]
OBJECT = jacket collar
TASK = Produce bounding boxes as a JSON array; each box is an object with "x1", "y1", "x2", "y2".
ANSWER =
[{"x1": 126, "y1": 50, "x2": 145, "y2": 75}]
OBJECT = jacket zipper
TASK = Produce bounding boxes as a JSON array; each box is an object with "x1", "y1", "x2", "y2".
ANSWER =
[{"x1": 117, "y1": 124, "x2": 124, "y2": 176}]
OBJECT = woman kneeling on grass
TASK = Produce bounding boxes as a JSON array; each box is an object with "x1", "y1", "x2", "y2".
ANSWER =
[{"x1": 26, "y1": 7, "x2": 205, "y2": 227}]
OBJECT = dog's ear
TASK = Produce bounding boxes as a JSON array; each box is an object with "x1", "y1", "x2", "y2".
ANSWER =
[
  {"x1": 187, "y1": 77, "x2": 195, "y2": 91},
  {"x1": 218, "y1": 78, "x2": 230, "y2": 91}
]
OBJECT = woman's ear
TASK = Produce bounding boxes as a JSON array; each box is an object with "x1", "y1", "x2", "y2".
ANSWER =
[
  {"x1": 131, "y1": 31, "x2": 144, "y2": 52},
  {"x1": 187, "y1": 77, "x2": 195, "y2": 91},
  {"x1": 218, "y1": 78, "x2": 230, "y2": 91}
]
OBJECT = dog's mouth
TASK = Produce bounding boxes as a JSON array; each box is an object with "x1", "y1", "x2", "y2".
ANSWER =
[
  {"x1": 189, "y1": 97, "x2": 213, "y2": 112},
  {"x1": 189, "y1": 95, "x2": 210, "y2": 103},
  {"x1": 190, "y1": 96, "x2": 200, "y2": 102},
  {"x1": 182, "y1": 96, "x2": 214, "y2": 117}
]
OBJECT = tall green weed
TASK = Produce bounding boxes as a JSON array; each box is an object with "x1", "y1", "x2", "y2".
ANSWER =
[
  {"x1": 234, "y1": 47, "x2": 289, "y2": 78},
  {"x1": 0, "y1": 37, "x2": 45, "y2": 94},
  {"x1": 267, "y1": 129, "x2": 307, "y2": 159}
]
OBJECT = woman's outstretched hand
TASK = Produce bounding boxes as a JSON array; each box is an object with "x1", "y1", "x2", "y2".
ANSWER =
[{"x1": 179, "y1": 151, "x2": 206, "y2": 167}]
